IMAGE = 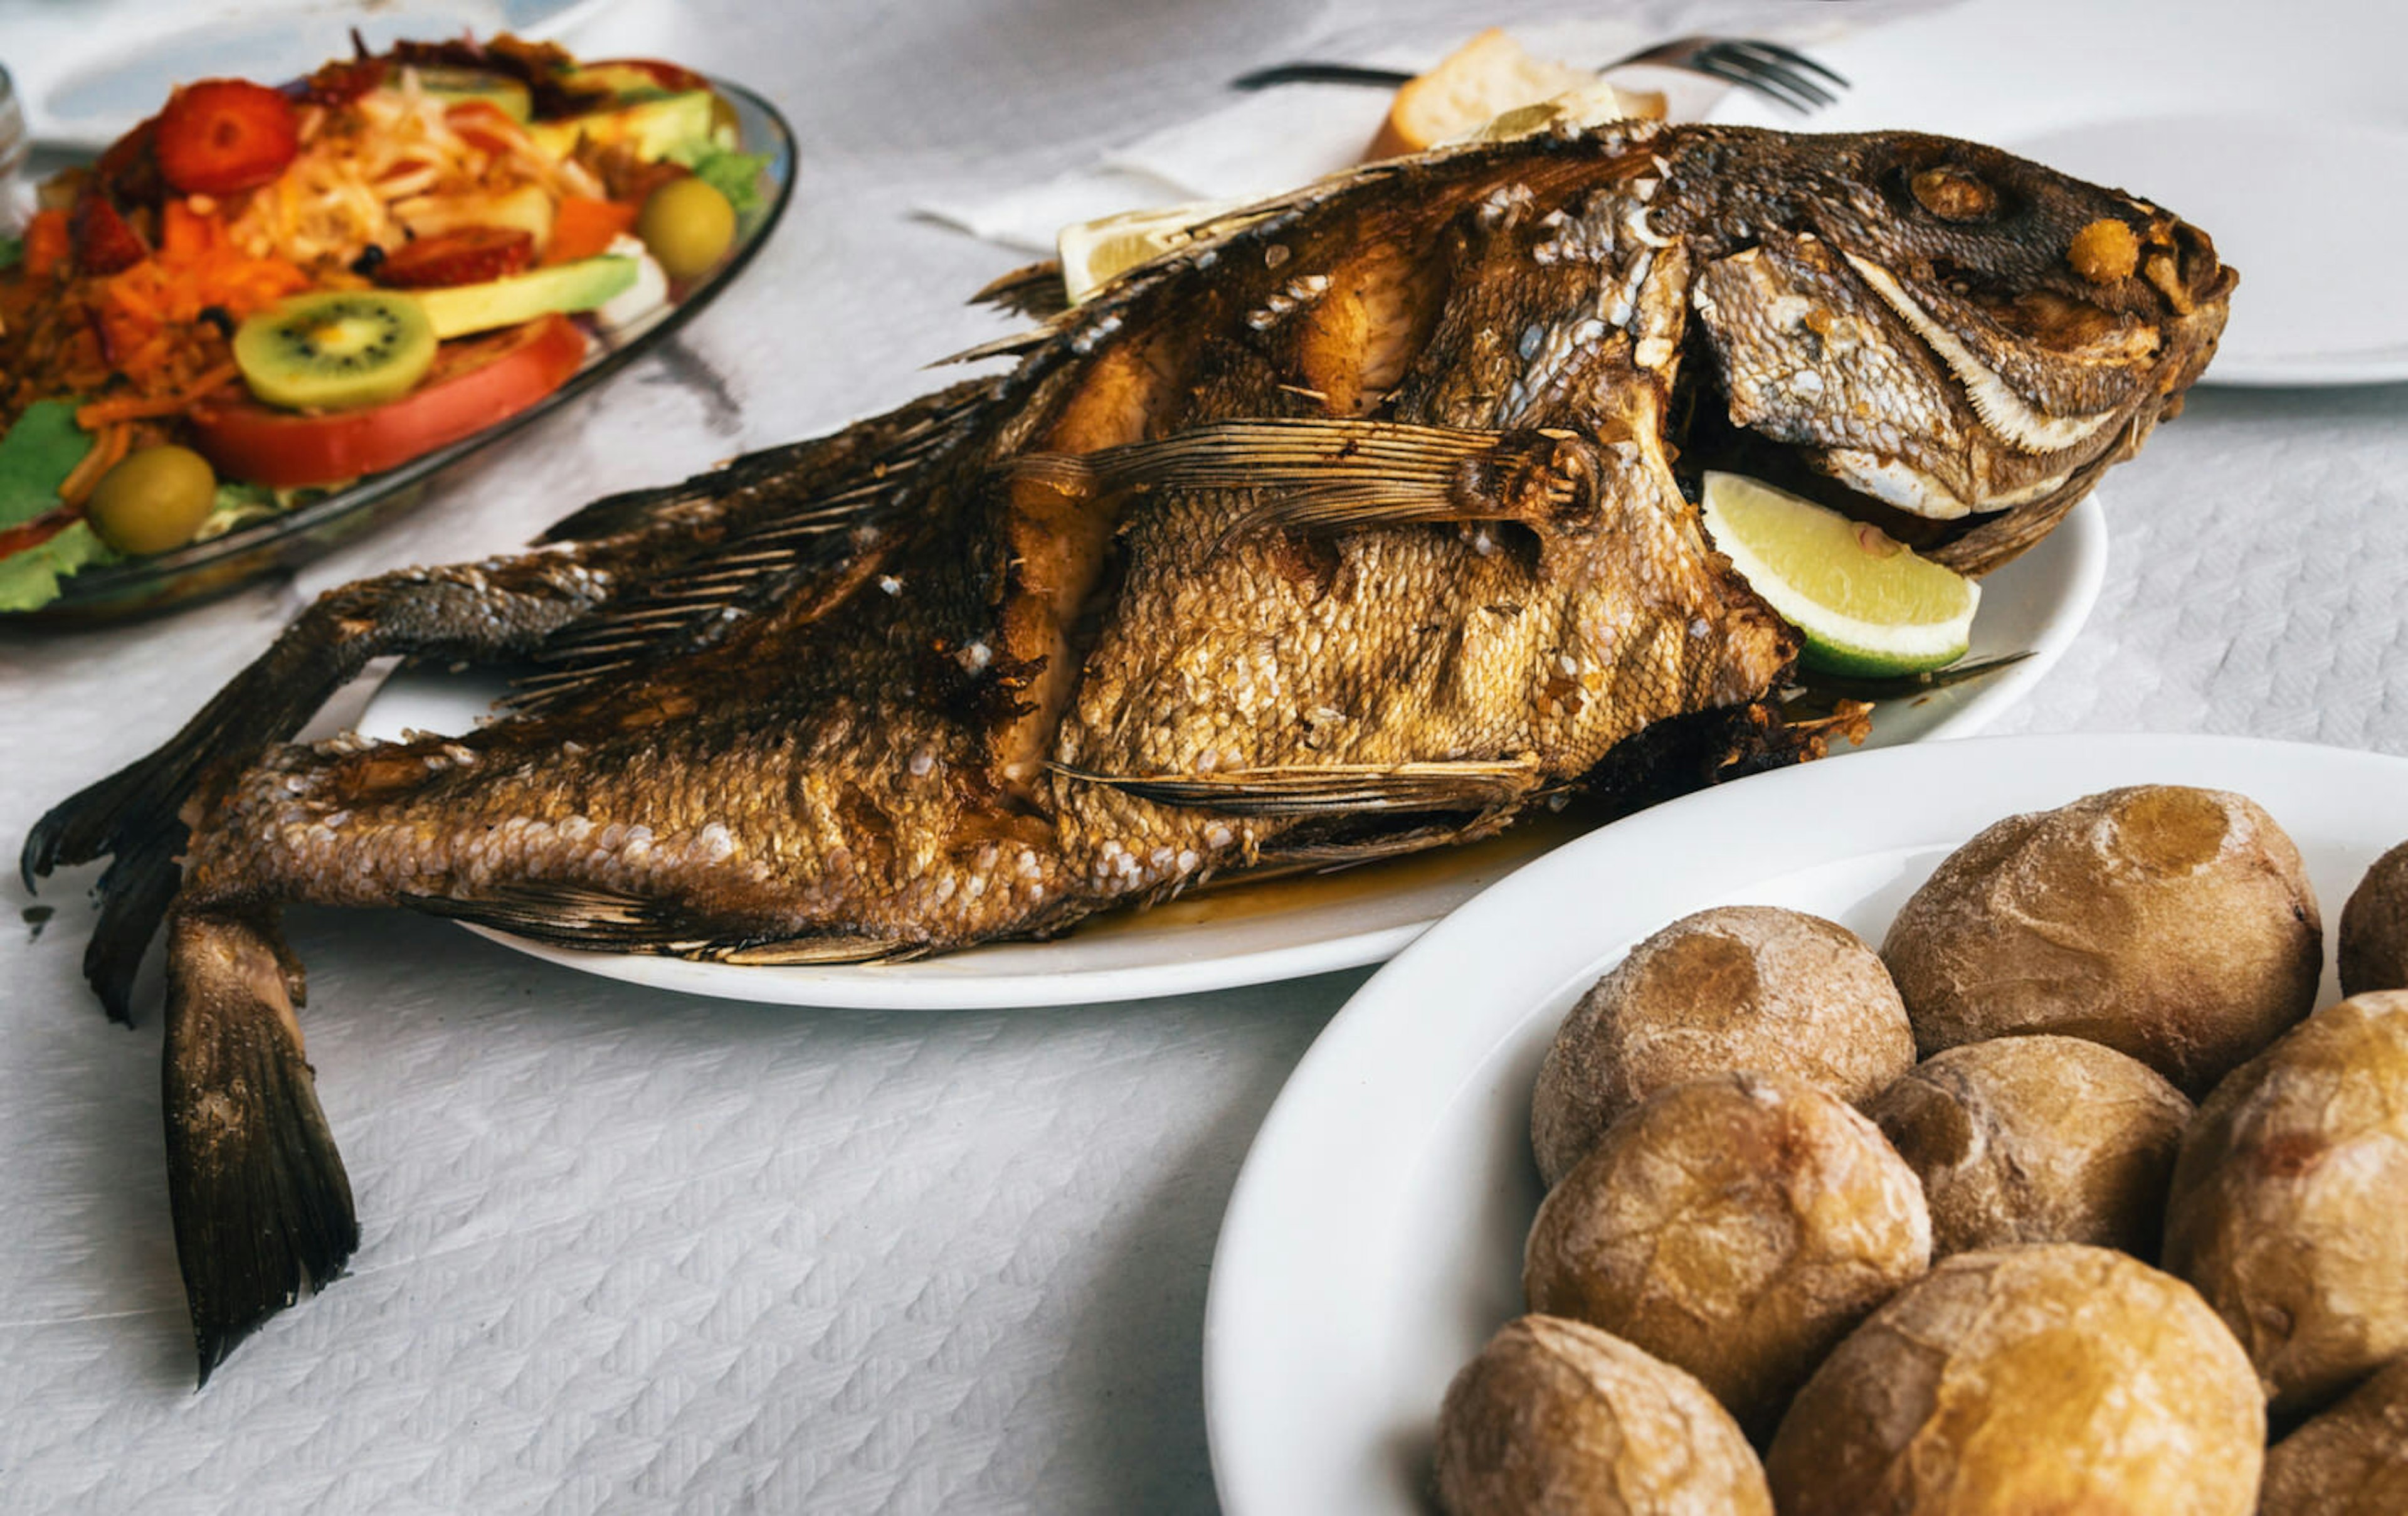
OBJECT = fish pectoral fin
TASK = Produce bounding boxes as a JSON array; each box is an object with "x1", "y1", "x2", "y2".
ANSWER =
[
  {"x1": 1015, "y1": 420, "x2": 1605, "y2": 541},
  {"x1": 1055, "y1": 758, "x2": 1543, "y2": 816}
]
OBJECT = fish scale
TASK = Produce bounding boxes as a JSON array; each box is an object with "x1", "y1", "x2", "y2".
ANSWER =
[{"x1": 25, "y1": 120, "x2": 2234, "y2": 1379}]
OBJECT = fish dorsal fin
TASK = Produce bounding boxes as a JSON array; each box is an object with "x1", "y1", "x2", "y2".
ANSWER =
[
  {"x1": 1052, "y1": 758, "x2": 1543, "y2": 816},
  {"x1": 509, "y1": 380, "x2": 997, "y2": 714},
  {"x1": 970, "y1": 258, "x2": 1074, "y2": 322}
]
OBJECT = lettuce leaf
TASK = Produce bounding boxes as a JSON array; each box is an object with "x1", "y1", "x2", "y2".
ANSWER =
[
  {"x1": 0, "y1": 400, "x2": 94, "y2": 527},
  {"x1": 0, "y1": 400, "x2": 120, "y2": 611},
  {"x1": 0, "y1": 522, "x2": 117, "y2": 612},
  {"x1": 665, "y1": 139, "x2": 771, "y2": 217},
  {"x1": 0, "y1": 236, "x2": 21, "y2": 272}
]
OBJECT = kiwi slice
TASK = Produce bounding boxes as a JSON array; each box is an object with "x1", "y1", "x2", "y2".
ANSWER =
[{"x1": 234, "y1": 292, "x2": 438, "y2": 411}]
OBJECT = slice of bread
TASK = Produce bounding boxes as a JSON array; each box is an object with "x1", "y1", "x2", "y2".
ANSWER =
[{"x1": 1366, "y1": 29, "x2": 1661, "y2": 160}]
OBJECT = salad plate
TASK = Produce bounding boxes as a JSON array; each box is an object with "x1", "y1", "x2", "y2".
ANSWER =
[
  {"x1": 349, "y1": 497, "x2": 2105, "y2": 1010},
  {"x1": 1202, "y1": 733, "x2": 2408, "y2": 1515},
  {"x1": 6, "y1": 68, "x2": 795, "y2": 622}
]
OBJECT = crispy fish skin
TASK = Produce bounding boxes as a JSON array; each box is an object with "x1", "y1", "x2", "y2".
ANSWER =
[{"x1": 24, "y1": 122, "x2": 2232, "y2": 1379}]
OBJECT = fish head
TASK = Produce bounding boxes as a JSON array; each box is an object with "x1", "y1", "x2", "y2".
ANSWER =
[{"x1": 1671, "y1": 128, "x2": 2234, "y2": 570}]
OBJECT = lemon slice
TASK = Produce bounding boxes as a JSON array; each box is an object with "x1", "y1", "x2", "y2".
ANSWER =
[
  {"x1": 1059, "y1": 198, "x2": 1250, "y2": 305},
  {"x1": 1701, "y1": 471, "x2": 1980, "y2": 677}
]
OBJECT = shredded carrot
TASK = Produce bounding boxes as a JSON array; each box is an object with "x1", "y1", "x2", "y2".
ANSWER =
[
  {"x1": 23, "y1": 211, "x2": 70, "y2": 279},
  {"x1": 75, "y1": 362, "x2": 242, "y2": 429},
  {"x1": 57, "y1": 422, "x2": 132, "y2": 507}
]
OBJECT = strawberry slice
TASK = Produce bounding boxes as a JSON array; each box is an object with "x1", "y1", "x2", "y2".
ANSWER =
[
  {"x1": 71, "y1": 193, "x2": 149, "y2": 275},
  {"x1": 155, "y1": 79, "x2": 300, "y2": 196},
  {"x1": 374, "y1": 226, "x2": 538, "y2": 289}
]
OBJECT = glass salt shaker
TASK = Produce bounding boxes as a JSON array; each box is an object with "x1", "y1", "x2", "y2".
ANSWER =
[{"x1": 0, "y1": 63, "x2": 28, "y2": 237}]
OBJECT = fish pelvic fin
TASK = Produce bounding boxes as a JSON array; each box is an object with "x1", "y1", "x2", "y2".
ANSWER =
[
  {"x1": 163, "y1": 908, "x2": 357, "y2": 1386},
  {"x1": 1055, "y1": 758, "x2": 1545, "y2": 817}
]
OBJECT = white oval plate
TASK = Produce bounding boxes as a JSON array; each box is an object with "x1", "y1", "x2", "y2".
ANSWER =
[
  {"x1": 1203, "y1": 733, "x2": 2408, "y2": 1515},
  {"x1": 1707, "y1": 0, "x2": 2404, "y2": 386},
  {"x1": 357, "y1": 497, "x2": 2104, "y2": 1009}
]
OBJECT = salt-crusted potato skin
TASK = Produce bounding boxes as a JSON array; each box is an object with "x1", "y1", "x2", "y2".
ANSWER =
[
  {"x1": 1434, "y1": 1315, "x2": 1772, "y2": 1516},
  {"x1": 1881, "y1": 785, "x2": 2321, "y2": 1096},
  {"x1": 1764, "y1": 1244, "x2": 2263, "y2": 1516},
  {"x1": 2162, "y1": 991, "x2": 2408, "y2": 1415},
  {"x1": 1867, "y1": 1034, "x2": 2192, "y2": 1259},
  {"x1": 2259, "y1": 1355, "x2": 2408, "y2": 1515},
  {"x1": 1531, "y1": 906, "x2": 1914, "y2": 1187},
  {"x1": 2340, "y1": 840, "x2": 2408, "y2": 996},
  {"x1": 1522, "y1": 1072, "x2": 1930, "y2": 1436}
]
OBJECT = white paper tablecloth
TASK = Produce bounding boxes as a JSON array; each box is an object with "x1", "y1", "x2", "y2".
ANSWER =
[{"x1": 4, "y1": 1, "x2": 2408, "y2": 1511}]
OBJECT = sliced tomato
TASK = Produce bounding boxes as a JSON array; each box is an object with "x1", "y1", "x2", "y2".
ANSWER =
[
  {"x1": 155, "y1": 80, "x2": 300, "y2": 196},
  {"x1": 70, "y1": 192, "x2": 148, "y2": 275},
  {"x1": 187, "y1": 314, "x2": 588, "y2": 488},
  {"x1": 376, "y1": 226, "x2": 536, "y2": 289}
]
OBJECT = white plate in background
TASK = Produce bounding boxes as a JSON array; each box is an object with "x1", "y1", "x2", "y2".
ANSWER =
[
  {"x1": 354, "y1": 497, "x2": 2104, "y2": 1010},
  {"x1": 1709, "y1": 0, "x2": 2407, "y2": 386},
  {"x1": 1203, "y1": 733, "x2": 2408, "y2": 1515}
]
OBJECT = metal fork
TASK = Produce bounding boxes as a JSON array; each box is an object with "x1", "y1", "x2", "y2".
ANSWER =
[{"x1": 1231, "y1": 36, "x2": 1849, "y2": 115}]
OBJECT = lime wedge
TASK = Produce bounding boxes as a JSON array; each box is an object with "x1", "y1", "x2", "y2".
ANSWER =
[
  {"x1": 1701, "y1": 471, "x2": 1980, "y2": 677},
  {"x1": 1058, "y1": 199, "x2": 1250, "y2": 305}
]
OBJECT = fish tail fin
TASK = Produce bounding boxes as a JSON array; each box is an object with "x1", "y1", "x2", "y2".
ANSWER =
[
  {"x1": 164, "y1": 906, "x2": 357, "y2": 1386},
  {"x1": 27, "y1": 557, "x2": 618, "y2": 1021}
]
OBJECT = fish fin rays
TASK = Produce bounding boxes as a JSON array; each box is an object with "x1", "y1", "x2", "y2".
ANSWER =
[
  {"x1": 1013, "y1": 419, "x2": 1600, "y2": 541},
  {"x1": 514, "y1": 381, "x2": 999, "y2": 714},
  {"x1": 968, "y1": 258, "x2": 1073, "y2": 322},
  {"x1": 401, "y1": 883, "x2": 912, "y2": 964},
  {"x1": 164, "y1": 909, "x2": 358, "y2": 1386},
  {"x1": 1055, "y1": 758, "x2": 1543, "y2": 817},
  {"x1": 402, "y1": 882, "x2": 741, "y2": 954}
]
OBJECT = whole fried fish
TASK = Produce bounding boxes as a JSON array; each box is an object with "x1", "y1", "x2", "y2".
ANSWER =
[{"x1": 26, "y1": 122, "x2": 2231, "y2": 1379}]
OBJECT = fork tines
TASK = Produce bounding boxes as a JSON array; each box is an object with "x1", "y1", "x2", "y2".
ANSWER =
[{"x1": 1686, "y1": 40, "x2": 1849, "y2": 113}]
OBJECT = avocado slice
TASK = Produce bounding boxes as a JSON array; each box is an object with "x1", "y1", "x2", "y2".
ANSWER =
[
  {"x1": 412, "y1": 66, "x2": 534, "y2": 122},
  {"x1": 527, "y1": 90, "x2": 717, "y2": 163},
  {"x1": 413, "y1": 255, "x2": 638, "y2": 341}
]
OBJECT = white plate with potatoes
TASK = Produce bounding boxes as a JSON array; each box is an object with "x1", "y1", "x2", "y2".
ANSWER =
[{"x1": 1204, "y1": 733, "x2": 2408, "y2": 1515}]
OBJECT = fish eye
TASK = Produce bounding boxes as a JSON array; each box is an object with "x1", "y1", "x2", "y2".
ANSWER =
[{"x1": 1909, "y1": 166, "x2": 1998, "y2": 223}]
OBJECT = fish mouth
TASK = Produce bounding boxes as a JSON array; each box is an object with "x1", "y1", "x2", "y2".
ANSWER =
[{"x1": 1671, "y1": 235, "x2": 2226, "y2": 568}]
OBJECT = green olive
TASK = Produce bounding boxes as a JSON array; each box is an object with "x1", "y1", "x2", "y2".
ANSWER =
[
  {"x1": 637, "y1": 176, "x2": 737, "y2": 282},
  {"x1": 86, "y1": 445, "x2": 218, "y2": 556}
]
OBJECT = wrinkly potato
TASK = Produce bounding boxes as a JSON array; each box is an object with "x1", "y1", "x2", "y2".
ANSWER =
[
  {"x1": 1765, "y1": 1244, "x2": 2263, "y2": 1516},
  {"x1": 2162, "y1": 991, "x2": 2408, "y2": 1414},
  {"x1": 1434, "y1": 1315, "x2": 1772, "y2": 1516},
  {"x1": 2340, "y1": 840, "x2": 2408, "y2": 996},
  {"x1": 1867, "y1": 1034, "x2": 2192, "y2": 1259},
  {"x1": 1531, "y1": 905, "x2": 1914, "y2": 1187},
  {"x1": 2259, "y1": 1355, "x2": 2408, "y2": 1516},
  {"x1": 1523, "y1": 1071, "x2": 1930, "y2": 1436},
  {"x1": 1883, "y1": 785, "x2": 2321, "y2": 1095}
]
